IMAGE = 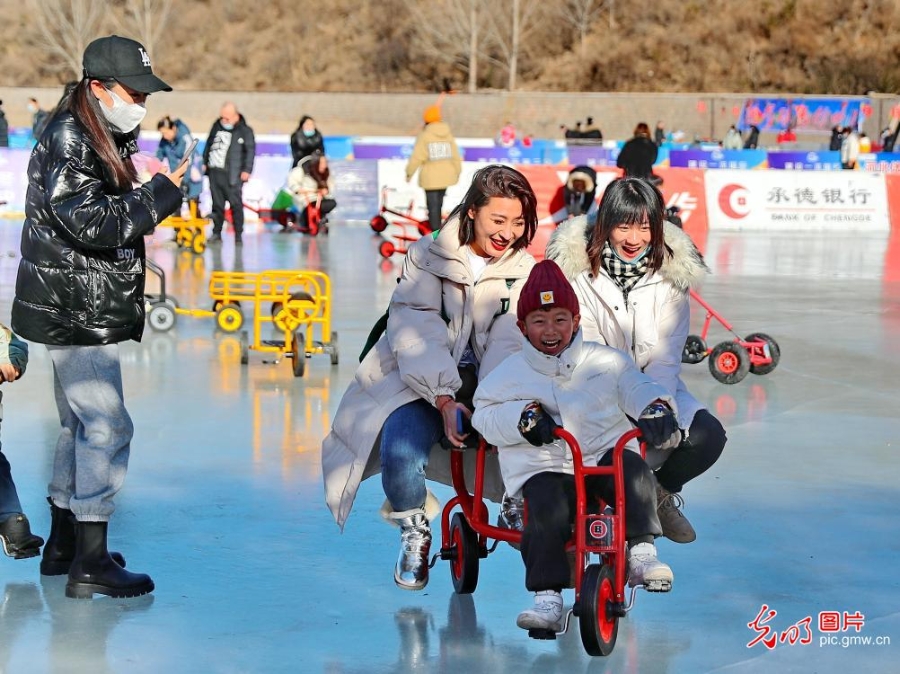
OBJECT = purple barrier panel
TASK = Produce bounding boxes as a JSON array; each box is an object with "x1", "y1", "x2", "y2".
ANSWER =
[
  {"x1": 567, "y1": 145, "x2": 613, "y2": 166},
  {"x1": 767, "y1": 151, "x2": 842, "y2": 170},
  {"x1": 352, "y1": 143, "x2": 414, "y2": 160},
  {"x1": 670, "y1": 149, "x2": 768, "y2": 169},
  {"x1": 462, "y1": 145, "x2": 545, "y2": 164}
]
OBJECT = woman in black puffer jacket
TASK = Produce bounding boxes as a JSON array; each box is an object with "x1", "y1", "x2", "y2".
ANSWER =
[
  {"x1": 12, "y1": 35, "x2": 185, "y2": 601},
  {"x1": 617, "y1": 122, "x2": 661, "y2": 184}
]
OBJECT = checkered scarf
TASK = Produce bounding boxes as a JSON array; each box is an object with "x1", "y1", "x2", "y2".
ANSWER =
[{"x1": 601, "y1": 240, "x2": 651, "y2": 296}]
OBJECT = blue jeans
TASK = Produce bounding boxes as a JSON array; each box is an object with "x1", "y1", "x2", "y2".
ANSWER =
[
  {"x1": 47, "y1": 344, "x2": 134, "y2": 522},
  {"x1": 0, "y1": 438, "x2": 25, "y2": 522},
  {"x1": 380, "y1": 400, "x2": 443, "y2": 512}
]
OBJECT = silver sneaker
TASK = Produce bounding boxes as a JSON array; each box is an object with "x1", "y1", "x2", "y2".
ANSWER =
[
  {"x1": 497, "y1": 493, "x2": 525, "y2": 531},
  {"x1": 627, "y1": 542, "x2": 673, "y2": 592},
  {"x1": 516, "y1": 590, "x2": 563, "y2": 631},
  {"x1": 394, "y1": 513, "x2": 432, "y2": 591},
  {"x1": 656, "y1": 485, "x2": 697, "y2": 543},
  {"x1": 497, "y1": 493, "x2": 524, "y2": 550}
]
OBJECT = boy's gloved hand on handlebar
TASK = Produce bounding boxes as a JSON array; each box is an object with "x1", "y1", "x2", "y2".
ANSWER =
[
  {"x1": 518, "y1": 401, "x2": 559, "y2": 447},
  {"x1": 637, "y1": 401, "x2": 681, "y2": 449}
]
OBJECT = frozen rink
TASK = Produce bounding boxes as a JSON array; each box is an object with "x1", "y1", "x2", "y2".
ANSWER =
[{"x1": 0, "y1": 217, "x2": 897, "y2": 674}]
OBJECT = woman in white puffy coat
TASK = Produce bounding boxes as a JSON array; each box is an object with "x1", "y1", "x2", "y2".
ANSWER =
[
  {"x1": 321, "y1": 165, "x2": 538, "y2": 591},
  {"x1": 546, "y1": 177, "x2": 726, "y2": 544}
]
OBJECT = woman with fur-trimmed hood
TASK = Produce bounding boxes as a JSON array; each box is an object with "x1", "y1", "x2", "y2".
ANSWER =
[{"x1": 544, "y1": 177, "x2": 726, "y2": 545}]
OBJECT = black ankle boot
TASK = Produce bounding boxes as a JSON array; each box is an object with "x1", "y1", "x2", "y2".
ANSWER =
[
  {"x1": 41, "y1": 498, "x2": 126, "y2": 576},
  {"x1": 65, "y1": 521, "x2": 153, "y2": 599}
]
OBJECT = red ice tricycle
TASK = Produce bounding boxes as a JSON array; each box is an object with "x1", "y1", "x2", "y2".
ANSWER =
[
  {"x1": 681, "y1": 290, "x2": 781, "y2": 384},
  {"x1": 433, "y1": 427, "x2": 665, "y2": 657},
  {"x1": 369, "y1": 186, "x2": 433, "y2": 258}
]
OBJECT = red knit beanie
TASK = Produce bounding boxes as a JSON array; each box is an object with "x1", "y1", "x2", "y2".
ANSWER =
[{"x1": 516, "y1": 260, "x2": 580, "y2": 321}]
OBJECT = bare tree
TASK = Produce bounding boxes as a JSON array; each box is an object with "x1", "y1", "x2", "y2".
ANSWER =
[
  {"x1": 553, "y1": 0, "x2": 611, "y2": 56},
  {"x1": 405, "y1": 0, "x2": 485, "y2": 93},
  {"x1": 113, "y1": 0, "x2": 175, "y2": 59},
  {"x1": 27, "y1": 0, "x2": 110, "y2": 77},
  {"x1": 483, "y1": 0, "x2": 544, "y2": 90}
]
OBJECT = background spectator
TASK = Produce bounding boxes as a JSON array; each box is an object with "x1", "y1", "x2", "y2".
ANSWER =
[
  {"x1": 156, "y1": 115, "x2": 202, "y2": 208},
  {"x1": 722, "y1": 125, "x2": 743, "y2": 150},
  {"x1": 582, "y1": 116, "x2": 602, "y2": 140},
  {"x1": 405, "y1": 105, "x2": 461, "y2": 231},
  {"x1": 290, "y1": 115, "x2": 325, "y2": 168},
  {"x1": 28, "y1": 97, "x2": 49, "y2": 141},
  {"x1": 0, "y1": 101, "x2": 7, "y2": 147},
  {"x1": 203, "y1": 102, "x2": 256, "y2": 245},
  {"x1": 654, "y1": 120, "x2": 666, "y2": 147},
  {"x1": 617, "y1": 122, "x2": 660, "y2": 184}
]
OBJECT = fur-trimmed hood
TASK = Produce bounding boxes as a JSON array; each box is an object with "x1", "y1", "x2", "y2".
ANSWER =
[{"x1": 545, "y1": 215, "x2": 708, "y2": 290}]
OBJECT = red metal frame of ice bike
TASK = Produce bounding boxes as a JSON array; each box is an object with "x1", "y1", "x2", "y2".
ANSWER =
[
  {"x1": 436, "y1": 427, "x2": 646, "y2": 656},
  {"x1": 369, "y1": 186, "x2": 434, "y2": 258}
]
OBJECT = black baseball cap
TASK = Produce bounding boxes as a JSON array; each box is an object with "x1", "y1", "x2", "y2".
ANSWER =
[{"x1": 82, "y1": 35, "x2": 172, "y2": 94}]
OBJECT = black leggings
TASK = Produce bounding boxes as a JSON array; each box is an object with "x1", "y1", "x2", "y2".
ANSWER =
[
  {"x1": 520, "y1": 451, "x2": 661, "y2": 592},
  {"x1": 654, "y1": 409, "x2": 726, "y2": 493}
]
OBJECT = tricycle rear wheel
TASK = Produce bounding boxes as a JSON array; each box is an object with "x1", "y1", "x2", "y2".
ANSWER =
[
  {"x1": 682, "y1": 334, "x2": 707, "y2": 364},
  {"x1": 745, "y1": 332, "x2": 781, "y2": 375},
  {"x1": 449, "y1": 512, "x2": 479, "y2": 594}
]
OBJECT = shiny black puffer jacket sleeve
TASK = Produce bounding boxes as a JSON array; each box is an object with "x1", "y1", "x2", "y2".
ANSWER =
[{"x1": 11, "y1": 112, "x2": 182, "y2": 346}]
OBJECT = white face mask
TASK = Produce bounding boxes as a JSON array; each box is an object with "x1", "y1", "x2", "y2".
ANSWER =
[{"x1": 98, "y1": 88, "x2": 147, "y2": 133}]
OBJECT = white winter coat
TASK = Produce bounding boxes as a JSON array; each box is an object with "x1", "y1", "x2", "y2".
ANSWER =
[
  {"x1": 472, "y1": 330, "x2": 676, "y2": 497},
  {"x1": 321, "y1": 217, "x2": 535, "y2": 528},
  {"x1": 546, "y1": 217, "x2": 708, "y2": 430}
]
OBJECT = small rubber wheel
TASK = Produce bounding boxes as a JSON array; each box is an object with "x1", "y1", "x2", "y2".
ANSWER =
[
  {"x1": 239, "y1": 330, "x2": 249, "y2": 365},
  {"x1": 379, "y1": 240, "x2": 395, "y2": 258},
  {"x1": 175, "y1": 230, "x2": 187, "y2": 247},
  {"x1": 370, "y1": 215, "x2": 388, "y2": 232},
  {"x1": 291, "y1": 330, "x2": 306, "y2": 377},
  {"x1": 216, "y1": 305, "x2": 243, "y2": 333},
  {"x1": 148, "y1": 301, "x2": 176, "y2": 332},
  {"x1": 745, "y1": 332, "x2": 781, "y2": 375},
  {"x1": 328, "y1": 331, "x2": 339, "y2": 365},
  {"x1": 682, "y1": 334, "x2": 707, "y2": 364},
  {"x1": 709, "y1": 341, "x2": 750, "y2": 384},
  {"x1": 192, "y1": 236, "x2": 206, "y2": 254},
  {"x1": 449, "y1": 512, "x2": 480, "y2": 594},
  {"x1": 580, "y1": 564, "x2": 619, "y2": 657}
]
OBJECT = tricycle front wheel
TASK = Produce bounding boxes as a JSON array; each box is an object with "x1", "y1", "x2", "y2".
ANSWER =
[{"x1": 579, "y1": 564, "x2": 618, "y2": 657}]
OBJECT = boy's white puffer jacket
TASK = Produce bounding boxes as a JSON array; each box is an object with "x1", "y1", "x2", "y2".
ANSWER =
[{"x1": 472, "y1": 330, "x2": 676, "y2": 497}]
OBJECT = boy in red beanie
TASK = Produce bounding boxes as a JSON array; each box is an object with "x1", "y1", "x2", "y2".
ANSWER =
[{"x1": 472, "y1": 260, "x2": 679, "y2": 634}]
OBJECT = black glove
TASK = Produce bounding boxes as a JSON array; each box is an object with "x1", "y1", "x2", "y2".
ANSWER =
[
  {"x1": 637, "y1": 401, "x2": 680, "y2": 448},
  {"x1": 518, "y1": 401, "x2": 559, "y2": 447}
]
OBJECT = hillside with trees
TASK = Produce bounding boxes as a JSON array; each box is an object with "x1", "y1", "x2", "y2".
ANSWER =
[{"x1": 4, "y1": 0, "x2": 899, "y2": 96}]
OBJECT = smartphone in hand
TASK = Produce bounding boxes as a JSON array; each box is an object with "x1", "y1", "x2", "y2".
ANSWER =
[
  {"x1": 456, "y1": 408, "x2": 473, "y2": 435},
  {"x1": 179, "y1": 138, "x2": 199, "y2": 168}
]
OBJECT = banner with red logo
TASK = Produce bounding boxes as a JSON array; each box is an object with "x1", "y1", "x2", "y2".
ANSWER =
[{"x1": 704, "y1": 170, "x2": 890, "y2": 231}]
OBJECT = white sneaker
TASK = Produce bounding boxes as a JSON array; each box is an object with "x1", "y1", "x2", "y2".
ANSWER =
[
  {"x1": 516, "y1": 590, "x2": 563, "y2": 631},
  {"x1": 627, "y1": 542, "x2": 673, "y2": 592}
]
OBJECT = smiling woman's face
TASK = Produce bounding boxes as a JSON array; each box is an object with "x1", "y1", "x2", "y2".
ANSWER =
[
  {"x1": 467, "y1": 197, "x2": 525, "y2": 260},
  {"x1": 608, "y1": 220, "x2": 651, "y2": 261}
]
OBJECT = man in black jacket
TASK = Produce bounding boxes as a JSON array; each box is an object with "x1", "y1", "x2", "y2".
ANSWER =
[{"x1": 203, "y1": 102, "x2": 256, "y2": 245}]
